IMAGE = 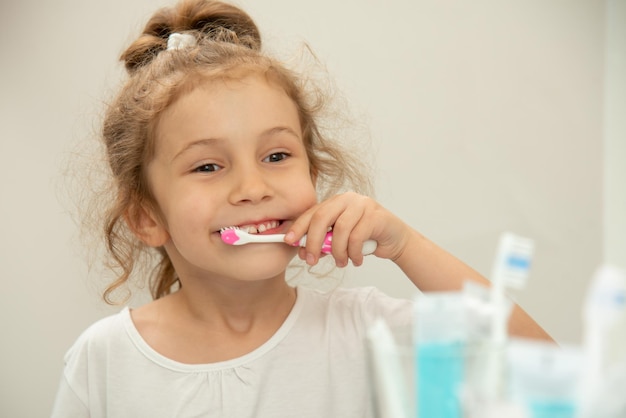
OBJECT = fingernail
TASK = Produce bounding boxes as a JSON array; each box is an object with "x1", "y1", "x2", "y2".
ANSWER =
[
  {"x1": 285, "y1": 231, "x2": 295, "y2": 243},
  {"x1": 306, "y1": 253, "x2": 316, "y2": 265}
]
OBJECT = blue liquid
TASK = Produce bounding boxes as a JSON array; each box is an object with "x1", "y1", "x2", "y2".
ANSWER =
[
  {"x1": 529, "y1": 399, "x2": 576, "y2": 418},
  {"x1": 416, "y1": 341, "x2": 465, "y2": 418}
]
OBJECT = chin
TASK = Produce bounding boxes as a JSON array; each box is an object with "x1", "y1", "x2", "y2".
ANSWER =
[{"x1": 227, "y1": 246, "x2": 296, "y2": 282}]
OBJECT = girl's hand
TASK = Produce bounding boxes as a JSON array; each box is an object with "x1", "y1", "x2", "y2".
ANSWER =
[{"x1": 284, "y1": 192, "x2": 413, "y2": 267}]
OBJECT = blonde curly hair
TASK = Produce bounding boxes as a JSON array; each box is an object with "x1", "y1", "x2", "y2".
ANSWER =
[{"x1": 99, "y1": 0, "x2": 371, "y2": 303}]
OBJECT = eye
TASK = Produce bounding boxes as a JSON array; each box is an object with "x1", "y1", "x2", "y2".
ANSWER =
[
  {"x1": 263, "y1": 152, "x2": 290, "y2": 163},
  {"x1": 193, "y1": 163, "x2": 221, "y2": 173}
]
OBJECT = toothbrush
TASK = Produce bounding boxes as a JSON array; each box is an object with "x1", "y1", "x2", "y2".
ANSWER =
[
  {"x1": 484, "y1": 231, "x2": 534, "y2": 399},
  {"x1": 366, "y1": 318, "x2": 410, "y2": 418},
  {"x1": 490, "y1": 232, "x2": 534, "y2": 342},
  {"x1": 219, "y1": 227, "x2": 378, "y2": 255}
]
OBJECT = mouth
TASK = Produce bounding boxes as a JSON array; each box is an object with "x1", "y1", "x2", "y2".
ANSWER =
[{"x1": 224, "y1": 220, "x2": 284, "y2": 235}]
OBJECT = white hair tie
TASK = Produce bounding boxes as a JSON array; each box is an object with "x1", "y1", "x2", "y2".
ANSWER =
[{"x1": 166, "y1": 33, "x2": 197, "y2": 51}]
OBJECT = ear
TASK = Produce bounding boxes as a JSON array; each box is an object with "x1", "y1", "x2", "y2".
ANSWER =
[{"x1": 125, "y1": 203, "x2": 170, "y2": 247}]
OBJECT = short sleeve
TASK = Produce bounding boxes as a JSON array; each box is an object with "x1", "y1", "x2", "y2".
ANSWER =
[
  {"x1": 50, "y1": 373, "x2": 89, "y2": 418},
  {"x1": 360, "y1": 286, "x2": 415, "y2": 330}
]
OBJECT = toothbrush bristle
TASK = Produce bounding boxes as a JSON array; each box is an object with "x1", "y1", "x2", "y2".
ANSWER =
[{"x1": 220, "y1": 226, "x2": 239, "y2": 231}]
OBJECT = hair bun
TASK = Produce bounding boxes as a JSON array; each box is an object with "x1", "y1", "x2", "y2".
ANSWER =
[{"x1": 121, "y1": 0, "x2": 261, "y2": 74}]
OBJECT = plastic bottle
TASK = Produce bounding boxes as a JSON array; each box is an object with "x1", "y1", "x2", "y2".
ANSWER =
[{"x1": 579, "y1": 264, "x2": 626, "y2": 418}]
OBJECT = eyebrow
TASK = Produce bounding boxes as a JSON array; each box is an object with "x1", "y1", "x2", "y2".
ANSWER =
[
  {"x1": 261, "y1": 126, "x2": 302, "y2": 141},
  {"x1": 171, "y1": 126, "x2": 302, "y2": 162},
  {"x1": 172, "y1": 137, "x2": 221, "y2": 162}
]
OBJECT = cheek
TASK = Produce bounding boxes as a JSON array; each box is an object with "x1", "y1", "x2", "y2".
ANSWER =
[
  {"x1": 178, "y1": 192, "x2": 216, "y2": 221},
  {"x1": 160, "y1": 186, "x2": 217, "y2": 231},
  {"x1": 294, "y1": 180, "x2": 318, "y2": 210}
]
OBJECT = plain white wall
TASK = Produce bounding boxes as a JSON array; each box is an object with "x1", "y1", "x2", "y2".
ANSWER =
[
  {"x1": 605, "y1": 0, "x2": 626, "y2": 267},
  {"x1": 0, "y1": 0, "x2": 616, "y2": 416}
]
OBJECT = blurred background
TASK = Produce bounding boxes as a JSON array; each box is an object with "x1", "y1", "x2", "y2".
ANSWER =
[{"x1": 1, "y1": 0, "x2": 624, "y2": 416}]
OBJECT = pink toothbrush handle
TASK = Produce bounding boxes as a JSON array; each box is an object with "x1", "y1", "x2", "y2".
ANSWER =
[
  {"x1": 299, "y1": 231, "x2": 377, "y2": 256},
  {"x1": 320, "y1": 232, "x2": 333, "y2": 254}
]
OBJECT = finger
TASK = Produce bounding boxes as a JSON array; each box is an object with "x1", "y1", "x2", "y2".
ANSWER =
[
  {"x1": 346, "y1": 220, "x2": 373, "y2": 266},
  {"x1": 303, "y1": 206, "x2": 341, "y2": 265},
  {"x1": 285, "y1": 200, "x2": 336, "y2": 244},
  {"x1": 285, "y1": 206, "x2": 314, "y2": 243},
  {"x1": 288, "y1": 197, "x2": 347, "y2": 265},
  {"x1": 297, "y1": 247, "x2": 307, "y2": 261},
  {"x1": 328, "y1": 205, "x2": 366, "y2": 267}
]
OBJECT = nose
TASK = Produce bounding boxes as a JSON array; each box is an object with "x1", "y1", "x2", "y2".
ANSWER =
[{"x1": 228, "y1": 163, "x2": 274, "y2": 205}]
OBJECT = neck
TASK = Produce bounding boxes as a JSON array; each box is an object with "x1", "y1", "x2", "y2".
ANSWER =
[
  {"x1": 172, "y1": 275, "x2": 296, "y2": 332},
  {"x1": 130, "y1": 274, "x2": 298, "y2": 364}
]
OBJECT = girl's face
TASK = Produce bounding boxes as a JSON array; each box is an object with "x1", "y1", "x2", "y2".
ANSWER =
[{"x1": 142, "y1": 74, "x2": 317, "y2": 284}]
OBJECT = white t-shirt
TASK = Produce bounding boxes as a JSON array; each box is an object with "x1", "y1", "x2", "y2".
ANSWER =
[{"x1": 51, "y1": 286, "x2": 414, "y2": 418}]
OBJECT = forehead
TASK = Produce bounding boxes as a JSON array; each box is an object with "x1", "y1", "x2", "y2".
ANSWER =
[{"x1": 153, "y1": 73, "x2": 302, "y2": 156}]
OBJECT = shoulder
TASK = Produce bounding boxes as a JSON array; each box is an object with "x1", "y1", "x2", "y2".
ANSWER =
[
  {"x1": 73, "y1": 309, "x2": 129, "y2": 343},
  {"x1": 58, "y1": 309, "x2": 130, "y2": 404},
  {"x1": 63, "y1": 308, "x2": 130, "y2": 366},
  {"x1": 298, "y1": 285, "x2": 414, "y2": 329},
  {"x1": 302, "y1": 285, "x2": 412, "y2": 309}
]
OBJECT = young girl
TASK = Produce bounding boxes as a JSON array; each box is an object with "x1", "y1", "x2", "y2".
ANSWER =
[{"x1": 52, "y1": 0, "x2": 551, "y2": 416}]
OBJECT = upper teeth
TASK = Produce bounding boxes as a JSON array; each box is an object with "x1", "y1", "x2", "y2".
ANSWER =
[{"x1": 239, "y1": 220, "x2": 280, "y2": 234}]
